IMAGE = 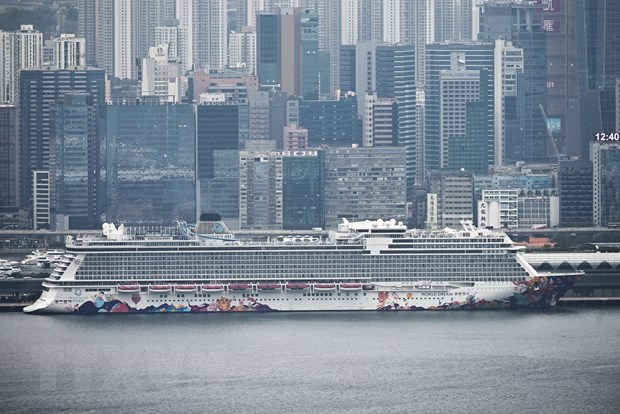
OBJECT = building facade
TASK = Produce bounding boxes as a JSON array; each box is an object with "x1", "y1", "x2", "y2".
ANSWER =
[
  {"x1": 324, "y1": 147, "x2": 406, "y2": 229},
  {"x1": 592, "y1": 141, "x2": 620, "y2": 227},
  {"x1": 105, "y1": 102, "x2": 195, "y2": 226}
]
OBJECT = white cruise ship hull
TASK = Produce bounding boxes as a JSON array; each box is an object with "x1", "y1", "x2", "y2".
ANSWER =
[{"x1": 25, "y1": 276, "x2": 578, "y2": 314}]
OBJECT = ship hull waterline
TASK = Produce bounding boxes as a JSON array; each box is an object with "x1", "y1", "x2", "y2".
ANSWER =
[{"x1": 24, "y1": 275, "x2": 579, "y2": 314}]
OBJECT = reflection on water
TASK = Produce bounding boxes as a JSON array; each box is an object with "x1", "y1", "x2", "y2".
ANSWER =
[{"x1": 1, "y1": 309, "x2": 619, "y2": 413}]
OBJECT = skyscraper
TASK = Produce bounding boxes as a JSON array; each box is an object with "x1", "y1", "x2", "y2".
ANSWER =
[
  {"x1": 352, "y1": 43, "x2": 416, "y2": 196},
  {"x1": 0, "y1": 105, "x2": 17, "y2": 207},
  {"x1": 434, "y1": 0, "x2": 473, "y2": 42},
  {"x1": 558, "y1": 159, "x2": 593, "y2": 227},
  {"x1": 19, "y1": 69, "x2": 106, "y2": 220},
  {"x1": 53, "y1": 34, "x2": 86, "y2": 70},
  {"x1": 425, "y1": 42, "x2": 494, "y2": 175},
  {"x1": 591, "y1": 141, "x2": 620, "y2": 227},
  {"x1": 105, "y1": 101, "x2": 196, "y2": 226},
  {"x1": 51, "y1": 93, "x2": 103, "y2": 229},
  {"x1": 479, "y1": 1, "x2": 548, "y2": 164},
  {"x1": 196, "y1": 101, "x2": 240, "y2": 229},
  {"x1": 0, "y1": 25, "x2": 42, "y2": 104},
  {"x1": 574, "y1": 0, "x2": 620, "y2": 159},
  {"x1": 299, "y1": 95, "x2": 362, "y2": 148},
  {"x1": 324, "y1": 146, "x2": 406, "y2": 229}
]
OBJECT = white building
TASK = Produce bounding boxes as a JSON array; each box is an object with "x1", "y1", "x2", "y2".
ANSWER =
[
  {"x1": 141, "y1": 44, "x2": 181, "y2": 103},
  {"x1": 382, "y1": 0, "x2": 401, "y2": 44},
  {"x1": 493, "y1": 39, "x2": 523, "y2": 167},
  {"x1": 340, "y1": 0, "x2": 359, "y2": 45},
  {"x1": 363, "y1": 92, "x2": 398, "y2": 147},
  {"x1": 176, "y1": 0, "x2": 228, "y2": 71},
  {"x1": 32, "y1": 170, "x2": 50, "y2": 230},
  {"x1": 0, "y1": 25, "x2": 42, "y2": 104},
  {"x1": 53, "y1": 34, "x2": 86, "y2": 69},
  {"x1": 229, "y1": 28, "x2": 257, "y2": 75},
  {"x1": 113, "y1": 0, "x2": 134, "y2": 79},
  {"x1": 481, "y1": 189, "x2": 519, "y2": 229},
  {"x1": 439, "y1": 69, "x2": 480, "y2": 169}
]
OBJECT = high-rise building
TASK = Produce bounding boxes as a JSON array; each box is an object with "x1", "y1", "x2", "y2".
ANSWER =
[
  {"x1": 194, "y1": 0, "x2": 228, "y2": 70},
  {"x1": 352, "y1": 43, "x2": 416, "y2": 196},
  {"x1": 19, "y1": 69, "x2": 106, "y2": 218},
  {"x1": 558, "y1": 159, "x2": 593, "y2": 227},
  {"x1": 256, "y1": 7, "x2": 321, "y2": 97},
  {"x1": 78, "y1": 0, "x2": 114, "y2": 74},
  {"x1": 493, "y1": 39, "x2": 524, "y2": 167},
  {"x1": 140, "y1": 44, "x2": 182, "y2": 103},
  {"x1": 574, "y1": 0, "x2": 620, "y2": 159},
  {"x1": 324, "y1": 146, "x2": 406, "y2": 229},
  {"x1": 425, "y1": 42, "x2": 494, "y2": 174},
  {"x1": 479, "y1": 1, "x2": 548, "y2": 164},
  {"x1": 299, "y1": 95, "x2": 362, "y2": 148},
  {"x1": 435, "y1": 0, "x2": 473, "y2": 42},
  {"x1": 239, "y1": 149, "x2": 324, "y2": 230},
  {"x1": 428, "y1": 170, "x2": 474, "y2": 229},
  {"x1": 53, "y1": 34, "x2": 86, "y2": 70},
  {"x1": 32, "y1": 171, "x2": 50, "y2": 230},
  {"x1": 0, "y1": 105, "x2": 18, "y2": 207},
  {"x1": 300, "y1": 9, "x2": 320, "y2": 99},
  {"x1": 105, "y1": 101, "x2": 195, "y2": 226},
  {"x1": 196, "y1": 102, "x2": 240, "y2": 229},
  {"x1": 340, "y1": 0, "x2": 359, "y2": 45},
  {"x1": 229, "y1": 27, "x2": 257, "y2": 75},
  {"x1": 283, "y1": 124, "x2": 308, "y2": 150},
  {"x1": 155, "y1": 23, "x2": 190, "y2": 71},
  {"x1": 591, "y1": 141, "x2": 620, "y2": 227},
  {"x1": 51, "y1": 93, "x2": 103, "y2": 229},
  {"x1": 363, "y1": 92, "x2": 398, "y2": 147},
  {"x1": 425, "y1": 42, "x2": 494, "y2": 175},
  {"x1": 481, "y1": 189, "x2": 519, "y2": 228},
  {"x1": 441, "y1": 68, "x2": 493, "y2": 174},
  {"x1": 401, "y1": 0, "x2": 434, "y2": 87},
  {"x1": 282, "y1": 150, "x2": 324, "y2": 230},
  {"x1": 239, "y1": 151, "x2": 283, "y2": 229},
  {"x1": 0, "y1": 25, "x2": 42, "y2": 104}
]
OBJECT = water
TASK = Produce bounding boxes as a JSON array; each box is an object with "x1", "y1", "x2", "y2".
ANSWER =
[{"x1": 1, "y1": 309, "x2": 619, "y2": 414}]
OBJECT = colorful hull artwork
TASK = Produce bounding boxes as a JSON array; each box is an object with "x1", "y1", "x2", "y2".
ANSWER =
[
  {"x1": 376, "y1": 275, "x2": 579, "y2": 311},
  {"x1": 51, "y1": 274, "x2": 579, "y2": 314}
]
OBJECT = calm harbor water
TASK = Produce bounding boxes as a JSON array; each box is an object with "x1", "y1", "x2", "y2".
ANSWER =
[{"x1": 1, "y1": 308, "x2": 619, "y2": 414}]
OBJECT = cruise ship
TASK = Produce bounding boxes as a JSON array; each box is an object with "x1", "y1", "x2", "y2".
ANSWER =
[{"x1": 24, "y1": 216, "x2": 580, "y2": 314}]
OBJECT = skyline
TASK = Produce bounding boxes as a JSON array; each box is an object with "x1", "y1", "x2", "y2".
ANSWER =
[{"x1": 0, "y1": 0, "x2": 619, "y2": 231}]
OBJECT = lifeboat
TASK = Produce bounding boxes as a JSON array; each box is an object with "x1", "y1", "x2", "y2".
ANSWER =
[
  {"x1": 340, "y1": 283, "x2": 362, "y2": 290},
  {"x1": 314, "y1": 283, "x2": 336, "y2": 291},
  {"x1": 175, "y1": 285, "x2": 197, "y2": 293},
  {"x1": 202, "y1": 285, "x2": 224, "y2": 291},
  {"x1": 258, "y1": 283, "x2": 279, "y2": 290},
  {"x1": 150, "y1": 285, "x2": 171, "y2": 292},
  {"x1": 118, "y1": 285, "x2": 140, "y2": 293},
  {"x1": 287, "y1": 283, "x2": 308, "y2": 290},
  {"x1": 229, "y1": 283, "x2": 250, "y2": 291}
]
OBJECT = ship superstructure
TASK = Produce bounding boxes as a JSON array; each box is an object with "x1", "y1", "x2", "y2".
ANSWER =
[{"x1": 24, "y1": 218, "x2": 580, "y2": 313}]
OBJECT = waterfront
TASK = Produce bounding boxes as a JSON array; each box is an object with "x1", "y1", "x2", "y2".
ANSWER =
[{"x1": 1, "y1": 309, "x2": 619, "y2": 413}]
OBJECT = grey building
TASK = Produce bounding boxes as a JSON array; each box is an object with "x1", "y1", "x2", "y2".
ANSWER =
[
  {"x1": 324, "y1": 147, "x2": 406, "y2": 229},
  {"x1": 425, "y1": 42, "x2": 494, "y2": 175},
  {"x1": 574, "y1": 0, "x2": 620, "y2": 159},
  {"x1": 428, "y1": 170, "x2": 475, "y2": 230},
  {"x1": 479, "y1": 1, "x2": 548, "y2": 164},
  {"x1": 51, "y1": 93, "x2": 104, "y2": 229},
  {"x1": 592, "y1": 142, "x2": 620, "y2": 227},
  {"x1": 349, "y1": 43, "x2": 416, "y2": 196},
  {"x1": 18, "y1": 68, "x2": 106, "y2": 222},
  {"x1": 0, "y1": 105, "x2": 17, "y2": 208},
  {"x1": 196, "y1": 102, "x2": 240, "y2": 229},
  {"x1": 105, "y1": 101, "x2": 195, "y2": 226},
  {"x1": 558, "y1": 159, "x2": 593, "y2": 227},
  {"x1": 299, "y1": 95, "x2": 362, "y2": 148}
]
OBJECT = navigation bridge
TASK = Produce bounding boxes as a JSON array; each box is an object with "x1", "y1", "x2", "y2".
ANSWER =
[{"x1": 523, "y1": 253, "x2": 620, "y2": 302}]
